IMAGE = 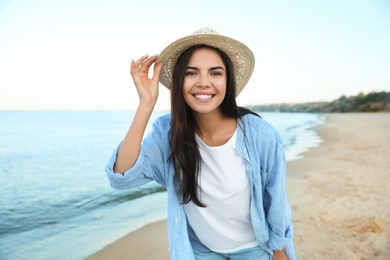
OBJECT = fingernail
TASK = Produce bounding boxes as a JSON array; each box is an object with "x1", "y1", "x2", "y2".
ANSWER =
[{"x1": 151, "y1": 53, "x2": 158, "y2": 57}]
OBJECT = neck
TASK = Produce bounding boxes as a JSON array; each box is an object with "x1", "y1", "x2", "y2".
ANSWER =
[{"x1": 194, "y1": 110, "x2": 237, "y2": 146}]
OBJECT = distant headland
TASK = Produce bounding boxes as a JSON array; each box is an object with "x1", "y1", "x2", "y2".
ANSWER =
[{"x1": 248, "y1": 91, "x2": 390, "y2": 113}]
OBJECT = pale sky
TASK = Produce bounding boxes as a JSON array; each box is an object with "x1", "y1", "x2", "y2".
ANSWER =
[{"x1": 0, "y1": 0, "x2": 389, "y2": 111}]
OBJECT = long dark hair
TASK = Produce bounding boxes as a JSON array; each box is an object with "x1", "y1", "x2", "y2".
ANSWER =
[{"x1": 169, "y1": 45, "x2": 253, "y2": 207}]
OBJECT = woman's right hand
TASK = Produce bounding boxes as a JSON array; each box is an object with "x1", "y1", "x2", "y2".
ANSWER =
[
  {"x1": 130, "y1": 54, "x2": 163, "y2": 106},
  {"x1": 114, "y1": 54, "x2": 162, "y2": 174}
]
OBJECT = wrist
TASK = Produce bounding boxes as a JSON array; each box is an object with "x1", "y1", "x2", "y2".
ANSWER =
[
  {"x1": 273, "y1": 248, "x2": 287, "y2": 259},
  {"x1": 138, "y1": 99, "x2": 156, "y2": 111}
]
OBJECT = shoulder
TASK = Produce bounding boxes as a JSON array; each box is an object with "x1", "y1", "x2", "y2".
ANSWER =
[
  {"x1": 149, "y1": 112, "x2": 171, "y2": 136},
  {"x1": 241, "y1": 113, "x2": 276, "y2": 132},
  {"x1": 141, "y1": 113, "x2": 171, "y2": 149},
  {"x1": 152, "y1": 112, "x2": 171, "y2": 126},
  {"x1": 240, "y1": 113, "x2": 283, "y2": 144}
]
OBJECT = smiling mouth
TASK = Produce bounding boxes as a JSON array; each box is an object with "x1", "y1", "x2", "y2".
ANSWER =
[{"x1": 193, "y1": 94, "x2": 215, "y2": 100}]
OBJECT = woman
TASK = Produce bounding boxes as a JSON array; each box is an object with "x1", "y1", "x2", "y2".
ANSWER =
[{"x1": 106, "y1": 28, "x2": 295, "y2": 260}]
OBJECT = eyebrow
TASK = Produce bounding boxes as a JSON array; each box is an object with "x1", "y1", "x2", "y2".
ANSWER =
[{"x1": 186, "y1": 66, "x2": 225, "y2": 71}]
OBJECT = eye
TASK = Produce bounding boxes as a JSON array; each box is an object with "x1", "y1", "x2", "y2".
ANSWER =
[
  {"x1": 211, "y1": 71, "x2": 223, "y2": 76},
  {"x1": 185, "y1": 70, "x2": 197, "y2": 76}
]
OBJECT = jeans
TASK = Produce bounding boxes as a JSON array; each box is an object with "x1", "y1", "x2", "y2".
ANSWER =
[
  {"x1": 189, "y1": 225, "x2": 272, "y2": 260},
  {"x1": 193, "y1": 245, "x2": 272, "y2": 260}
]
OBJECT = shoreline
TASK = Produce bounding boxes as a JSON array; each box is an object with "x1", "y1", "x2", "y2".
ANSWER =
[{"x1": 88, "y1": 113, "x2": 390, "y2": 260}]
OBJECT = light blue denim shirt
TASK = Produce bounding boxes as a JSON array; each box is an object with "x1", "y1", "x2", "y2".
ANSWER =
[{"x1": 105, "y1": 113, "x2": 295, "y2": 260}]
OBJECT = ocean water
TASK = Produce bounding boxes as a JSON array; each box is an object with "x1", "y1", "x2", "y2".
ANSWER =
[{"x1": 0, "y1": 111, "x2": 324, "y2": 259}]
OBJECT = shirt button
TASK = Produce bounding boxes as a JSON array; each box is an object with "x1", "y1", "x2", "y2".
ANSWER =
[{"x1": 175, "y1": 218, "x2": 178, "y2": 223}]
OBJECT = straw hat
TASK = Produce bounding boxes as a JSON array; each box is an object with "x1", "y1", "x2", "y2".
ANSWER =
[{"x1": 157, "y1": 27, "x2": 255, "y2": 97}]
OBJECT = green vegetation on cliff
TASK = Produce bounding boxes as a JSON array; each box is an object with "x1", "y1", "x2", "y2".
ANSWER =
[{"x1": 248, "y1": 91, "x2": 390, "y2": 113}]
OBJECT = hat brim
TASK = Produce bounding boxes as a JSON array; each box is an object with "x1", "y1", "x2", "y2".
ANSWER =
[{"x1": 157, "y1": 34, "x2": 255, "y2": 97}]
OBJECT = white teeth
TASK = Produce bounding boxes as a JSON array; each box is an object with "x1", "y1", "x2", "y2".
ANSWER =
[{"x1": 195, "y1": 94, "x2": 212, "y2": 99}]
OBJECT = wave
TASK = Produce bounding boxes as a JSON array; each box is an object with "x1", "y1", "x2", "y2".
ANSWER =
[{"x1": 0, "y1": 185, "x2": 166, "y2": 236}]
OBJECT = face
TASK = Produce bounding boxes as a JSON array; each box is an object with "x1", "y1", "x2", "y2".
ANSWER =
[{"x1": 182, "y1": 48, "x2": 227, "y2": 116}]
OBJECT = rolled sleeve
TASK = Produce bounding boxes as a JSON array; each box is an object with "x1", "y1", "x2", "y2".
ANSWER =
[
  {"x1": 105, "y1": 142, "x2": 154, "y2": 190},
  {"x1": 268, "y1": 222, "x2": 293, "y2": 250},
  {"x1": 105, "y1": 114, "x2": 171, "y2": 190}
]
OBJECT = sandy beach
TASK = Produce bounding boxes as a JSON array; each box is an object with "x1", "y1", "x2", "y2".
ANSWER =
[{"x1": 88, "y1": 113, "x2": 390, "y2": 260}]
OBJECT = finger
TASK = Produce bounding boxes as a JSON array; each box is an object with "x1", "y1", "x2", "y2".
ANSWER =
[
  {"x1": 130, "y1": 58, "x2": 144, "y2": 82},
  {"x1": 152, "y1": 61, "x2": 163, "y2": 82},
  {"x1": 130, "y1": 55, "x2": 151, "y2": 73},
  {"x1": 140, "y1": 54, "x2": 158, "y2": 71},
  {"x1": 134, "y1": 54, "x2": 149, "y2": 67},
  {"x1": 130, "y1": 59, "x2": 135, "y2": 73},
  {"x1": 130, "y1": 59, "x2": 138, "y2": 75}
]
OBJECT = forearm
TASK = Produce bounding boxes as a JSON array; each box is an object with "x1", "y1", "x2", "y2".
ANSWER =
[{"x1": 114, "y1": 102, "x2": 155, "y2": 174}]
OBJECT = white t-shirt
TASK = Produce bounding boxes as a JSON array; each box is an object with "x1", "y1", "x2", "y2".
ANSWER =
[{"x1": 183, "y1": 130, "x2": 258, "y2": 253}]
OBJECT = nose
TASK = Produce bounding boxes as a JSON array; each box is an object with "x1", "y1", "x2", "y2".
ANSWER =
[{"x1": 197, "y1": 74, "x2": 210, "y2": 88}]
